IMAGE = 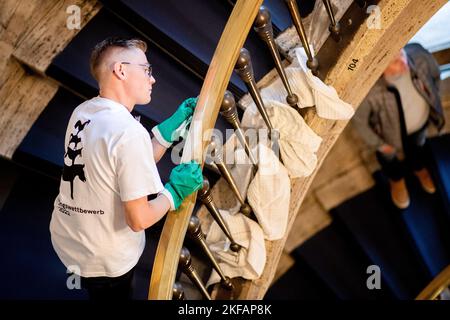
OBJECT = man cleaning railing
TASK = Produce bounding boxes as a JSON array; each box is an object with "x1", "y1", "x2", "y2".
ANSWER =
[{"x1": 49, "y1": 37, "x2": 203, "y2": 300}]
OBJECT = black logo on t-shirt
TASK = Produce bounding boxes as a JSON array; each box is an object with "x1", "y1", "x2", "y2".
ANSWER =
[{"x1": 63, "y1": 120, "x2": 90, "y2": 199}]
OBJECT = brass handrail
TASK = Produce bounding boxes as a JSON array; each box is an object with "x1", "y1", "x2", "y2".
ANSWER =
[
  {"x1": 148, "y1": 0, "x2": 264, "y2": 300},
  {"x1": 416, "y1": 265, "x2": 450, "y2": 300}
]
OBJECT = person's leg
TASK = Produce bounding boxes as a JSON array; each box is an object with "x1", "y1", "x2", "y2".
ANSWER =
[
  {"x1": 81, "y1": 276, "x2": 112, "y2": 300},
  {"x1": 110, "y1": 267, "x2": 135, "y2": 299},
  {"x1": 81, "y1": 267, "x2": 135, "y2": 300},
  {"x1": 406, "y1": 127, "x2": 436, "y2": 194},
  {"x1": 376, "y1": 150, "x2": 410, "y2": 209},
  {"x1": 376, "y1": 150, "x2": 404, "y2": 181}
]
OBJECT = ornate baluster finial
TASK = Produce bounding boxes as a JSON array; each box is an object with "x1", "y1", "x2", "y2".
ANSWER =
[
  {"x1": 322, "y1": 0, "x2": 341, "y2": 42},
  {"x1": 235, "y1": 48, "x2": 274, "y2": 133},
  {"x1": 254, "y1": 6, "x2": 300, "y2": 109},
  {"x1": 220, "y1": 91, "x2": 258, "y2": 170},
  {"x1": 172, "y1": 282, "x2": 185, "y2": 300},
  {"x1": 179, "y1": 247, "x2": 211, "y2": 300}
]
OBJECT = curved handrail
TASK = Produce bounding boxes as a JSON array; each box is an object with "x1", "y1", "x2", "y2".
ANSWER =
[
  {"x1": 416, "y1": 265, "x2": 450, "y2": 300},
  {"x1": 148, "y1": 0, "x2": 264, "y2": 300}
]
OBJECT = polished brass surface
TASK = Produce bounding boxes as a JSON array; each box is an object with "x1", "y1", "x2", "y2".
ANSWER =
[
  {"x1": 179, "y1": 247, "x2": 211, "y2": 300},
  {"x1": 416, "y1": 264, "x2": 450, "y2": 300},
  {"x1": 254, "y1": 6, "x2": 300, "y2": 110},
  {"x1": 187, "y1": 216, "x2": 234, "y2": 290},
  {"x1": 172, "y1": 282, "x2": 185, "y2": 300},
  {"x1": 322, "y1": 0, "x2": 341, "y2": 42},
  {"x1": 239, "y1": 203, "x2": 253, "y2": 217},
  {"x1": 220, "y1": 91, "x2": 258, "y2": 169},
  {"x1": 197, "y1": 177, "x2": 241, "y2": 252},
  {"x1": 235, "y1": 48, "x2": 274, "y2": 132},
  {"x1": 204, "y1": 162, "x2": 221, "y2": 175},
  {"x1": 284, "y1": 0, "x2": 319, "y2": 75}
]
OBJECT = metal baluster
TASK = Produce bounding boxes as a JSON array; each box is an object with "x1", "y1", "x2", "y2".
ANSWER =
[
  {"x1": 234, "y1": 48, "x2": 283, "y2": 163},
  {"x1": 204, "y1": 162, "x2": 221, "y2": 176},
  {"x1": 172, "y1": 282, "x2": 185, "y2": 300},
  {"x1": 234, "y1": 48, "x2": 274, "y2": 134},
  {"x1": 322, "y1": 0, "x2": 341, "y2": 42},
  {"x1": 254, "y1": 6, "x2": 300, "y2": 110},
  {"x1": 179, "y1": 247, "x2": 211, "y2": 300},
  {"x1": 187, "y1": 216, "x2": 233, "y2": 290},
  {"x1": 209, "y1": 138, "x2": 253, "y2": 217},
  {"x1": 284, "y1": 0, "x2": 319, "y2": 75},
  {"x1": 197, "y1": 177, "x2": 241, "y2": 252},
  {"x1": 220, "y1": 91, "x2": 258, "y2": 171}
]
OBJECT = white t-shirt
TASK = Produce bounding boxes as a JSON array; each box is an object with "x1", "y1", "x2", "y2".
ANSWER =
[
  {"x1": 385, "y1": 69, "x2": 430, "y2": 134},
  {"x1": 50, "y1": 96, "x2": 164, "y2": 278}
]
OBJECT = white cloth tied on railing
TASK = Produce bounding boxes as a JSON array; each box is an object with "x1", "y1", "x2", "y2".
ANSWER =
[
  {"x1": 227, "y1": 135, "x2": 254, "y2": 202},
  {"x1": 204, "y1": 142, "x2": 289, "y2": 288},
  {"x1": 205, "y1": 208, "x2": 266, "y2": 287},
  {"x1": 293, "y1": 47, "x2": 355, "y2": 120},
  {"x1": 259, "y1": 67, "x2": 315, "y2": 109},
  {"x1": 241, "y1": 99, "x2": 322, "y2": 178},
  {"x1": 247, "y1": 143, "x2": 290, "y2": 240},
  {"x1": 201, "y1": 39, "x2": 356, "y2": 286},
  {"x1": 240, "y1": 46, "x2": 354, "y2": 120}
]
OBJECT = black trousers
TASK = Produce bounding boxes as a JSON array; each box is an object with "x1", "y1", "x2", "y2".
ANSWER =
[
  {"x1": 376, "y1": 125, "x2": 428, "y2": 181},
  {"x1": 81, "y1": 267, "x2": 135, "y2": 300}
]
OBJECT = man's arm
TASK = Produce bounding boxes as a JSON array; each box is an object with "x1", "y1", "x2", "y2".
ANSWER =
[
  {"x1": 123, "y1": 161, "x2": 203, "y2": 232},
  {"x1": 352, "y1": 97, "x2": 385, "y2": 149},
  {"x1": 123, "y1": 193, "x2": 171, "y2": 232},
  {"x1": 152, "y1": 136, "x2": 168, "y2": 163}
]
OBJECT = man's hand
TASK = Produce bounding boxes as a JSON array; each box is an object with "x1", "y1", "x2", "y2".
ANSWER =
[
  {"x1": 162, "y1": 160, "x2": 203, "y2": 210},
  {"x1": 151, "y1": 97, "x2": 198, "y2": 148}
]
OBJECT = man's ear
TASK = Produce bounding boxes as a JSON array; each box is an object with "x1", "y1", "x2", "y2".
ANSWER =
[{"x1": 112, "y1": 62, "x2": 126, "y2": 80}]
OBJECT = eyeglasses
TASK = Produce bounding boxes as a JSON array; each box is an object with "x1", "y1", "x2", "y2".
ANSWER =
[{"x1": 120, "y1": 62, "x2": 152, "y2": 78}]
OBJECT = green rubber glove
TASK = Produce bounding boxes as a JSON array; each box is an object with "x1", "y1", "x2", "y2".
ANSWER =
[
  {"x1": 163, "y1": 160, "x2": 203, "y2": 210},
  {"x1": 152, "y1": 97, "x2": 198, "y2": 148}
]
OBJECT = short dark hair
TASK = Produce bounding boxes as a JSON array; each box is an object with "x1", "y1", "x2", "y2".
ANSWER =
[{"x1": 89, "y1": 37, "x2": 147, "y2": 81}]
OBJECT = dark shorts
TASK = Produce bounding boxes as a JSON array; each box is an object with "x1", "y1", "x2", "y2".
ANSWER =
[{"x1": 81, "y1": 266, "x2": 135, "y2": 300}]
